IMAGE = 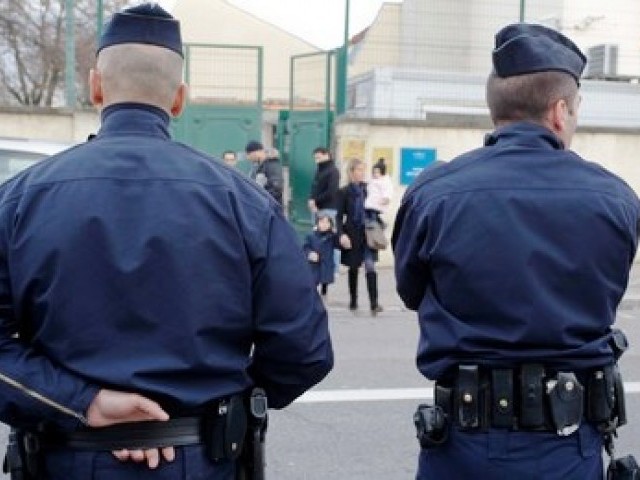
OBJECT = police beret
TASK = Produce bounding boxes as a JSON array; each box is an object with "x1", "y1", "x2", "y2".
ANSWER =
[
  {"x1": 245, "y1": 141, "x2": 264, "y2": 153},
  {"x1": 492, "y1": 23, "x2": 586, "y2": 83},
  {"x1": 98, "y1": 3, "x2": 183, "y2": 57}
]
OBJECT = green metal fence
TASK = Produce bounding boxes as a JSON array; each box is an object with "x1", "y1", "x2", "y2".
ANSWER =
[
  {"x1": 171, "y1": 43, "x2": 263, "y2": 170},
  {"x1": 287, "y1": 50, "x2": 337, "y2": 236}
]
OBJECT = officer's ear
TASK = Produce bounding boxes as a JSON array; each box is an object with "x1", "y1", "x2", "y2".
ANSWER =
[
  {"x1": 89, "y1": 68, "x2": 104, "y2": 109},
  {"x1": 170, "y1": 83, "x2": 188, "y2": 117},
  {"x1": 548, "y1": 98, "x2": 569, "y2": 135}
]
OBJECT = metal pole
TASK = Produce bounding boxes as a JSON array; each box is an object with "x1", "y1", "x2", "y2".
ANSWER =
[
  {"x1": 97, "y1": 0, "x2": 103, "y2": 44},
  {"x1": 335, "y1": 0, "x2": 350, "y2": 115},
  {"x1": 65, "y1": 0, "x2": 76, "y2": 108},
  {"x1": 519, "y1": 0, "x2": 526, "y2": 22}
]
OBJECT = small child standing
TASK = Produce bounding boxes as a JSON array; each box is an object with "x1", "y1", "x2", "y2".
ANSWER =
[{"x1": 303, "y1": 214, "x2": 337, "y2": 297}]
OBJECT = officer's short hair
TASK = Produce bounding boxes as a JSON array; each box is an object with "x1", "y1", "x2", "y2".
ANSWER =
[{"x1": 486, "y1": 71, "x2": 578, "y2": 125}]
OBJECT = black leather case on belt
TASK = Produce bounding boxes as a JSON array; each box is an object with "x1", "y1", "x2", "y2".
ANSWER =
[
  {"x1": 519, "y1": 364, "x2": 546, "y2": 428},
  {"x1": 204, "y1": 395, "x2": 247, "y2": 463},
  {"x1": 491, "y1": 369, "x2": 514, "y2": 428},
  {"x1": 588, "y1": 365, "x2": 615, "y2": 424},
  {"x1": 456, "y1": 365, "x2": 480, "y2": 429}
]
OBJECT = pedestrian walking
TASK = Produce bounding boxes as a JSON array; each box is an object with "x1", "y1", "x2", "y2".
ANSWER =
[
  {"x1": 0, "y1": 4, "x2": 333, "y2": 479},
  {"x1": 393, "y1": 23, "x2": 638, "y2": 479},
  {"x1": 337, "y1": 158, "x2": 383, "y2": 315}
]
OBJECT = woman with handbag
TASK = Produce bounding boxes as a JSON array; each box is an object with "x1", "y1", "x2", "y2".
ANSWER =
[{"x1": 336, "y1": 158, "x2": 384, "y2": 315}]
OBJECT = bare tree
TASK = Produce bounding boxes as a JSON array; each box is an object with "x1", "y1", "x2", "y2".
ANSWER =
[{"x1": 0, "y1": 0, "x2": 130, "y2": 107}]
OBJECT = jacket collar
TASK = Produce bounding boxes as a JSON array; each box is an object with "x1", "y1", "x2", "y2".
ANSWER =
[
  {"x1": 484, "y1": 121, "x2": 565, "y2": 150},
  {"x1": 97, "y1": 103, "x2": 172, "y2": 140}
]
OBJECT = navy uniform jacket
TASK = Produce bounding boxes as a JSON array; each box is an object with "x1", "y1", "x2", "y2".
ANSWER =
[
  {"x1": 392, "y1": 122, "x2": 640, "y2": 380},
  {"x1": 0, "y1": 103, "x2": 333, "y2": 430}
]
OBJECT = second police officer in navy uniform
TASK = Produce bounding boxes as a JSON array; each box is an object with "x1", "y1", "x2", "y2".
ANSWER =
[
  {"x1": 0, "y1": 4, "x2": 333, "y2": 479},
  {"x1": 393, "y1": 24, "x2": 639, "y2": 480}
]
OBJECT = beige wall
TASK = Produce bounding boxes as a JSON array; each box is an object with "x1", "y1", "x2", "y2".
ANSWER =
[
  {"x1": 0, "y1": 109, "x2": 99, "y2": 143},
  {"x1": 335, "y1": 118, "x2": 640, "y2": 265},
  {"x1": 349, "y1": 3, "x2": 402, "y2": 78},
  {"x1": 173, "y1": 0, "x2": 320, "y2": 104}
]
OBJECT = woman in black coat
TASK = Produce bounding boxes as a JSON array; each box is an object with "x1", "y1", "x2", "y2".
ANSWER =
[{"x1": 336, "y1": 158, "x2": 383, "y2": 314}]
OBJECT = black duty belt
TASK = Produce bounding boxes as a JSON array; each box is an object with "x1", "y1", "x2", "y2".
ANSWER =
[
  {"x1": 435, "y1": 363, "x2": 626, "y2": 434},
  {"x1": 42, "y1": 417, "x2": 205, "y2": 451}
]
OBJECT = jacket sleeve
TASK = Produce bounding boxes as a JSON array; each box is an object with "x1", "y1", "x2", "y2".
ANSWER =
[
  {"x1": 313, "y1": 168, "x2": 339, "y2": 206},
  {"x1": 391, "y1": 194, "x2": 430, "y2": 311},
  {"x1": 0, "y1": 233, "x2": 98, "y2": 430},
  {"x1": 248, "y1": 209, "x2": 333, "y2": 409}
]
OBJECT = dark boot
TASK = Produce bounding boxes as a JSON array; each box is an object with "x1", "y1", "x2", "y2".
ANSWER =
[
  {"x1": 366, "y1": 271, "x2": 383, "y2": 315},
  {"x1": 348, "y1": 268, "x2": 358, "y2": 310}
]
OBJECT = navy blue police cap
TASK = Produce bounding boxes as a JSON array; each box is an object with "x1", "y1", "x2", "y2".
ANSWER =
[
  {"x1": 492, "y1": 23, "x2": 586, "y2": 83},
  {"x1": 97, "y1": 3, "x2": 183, "y2": 57}
]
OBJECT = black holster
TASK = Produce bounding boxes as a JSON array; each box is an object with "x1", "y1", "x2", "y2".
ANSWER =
[
  {"x1": 236, "y1": 388, "x2": 268, "y2": 480},
  {"x1": 607, "y1": 455, "x2": 640, "y2": 480},
  {"x1": 2, "y1": 429, "x2": 41, "y2": 480}
]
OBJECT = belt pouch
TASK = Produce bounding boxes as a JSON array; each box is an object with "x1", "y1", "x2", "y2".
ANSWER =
[
  {"x1": 519, "y1": 364, "x2": 545, "y2": 428},
  {"x1": 587, "y1": 366, "x2": 615, "y2": 424},
  {"x1": 612, "y1": 365, "x2": 627, "y2": 428},
  {"x1": 204, "y1": 395, "x2": 248, "y2": 463},
  {"x1": 434, "y1": 384, "x2": 452, "y2": 414},
  {"x1": 491, "y1": 369, "x2": 514, "y2": 428},
  {"x1": 456, "y1": 365, "x2": 480, "y2": 429},
  {"x1": 547, "y1": 372, "x2": 584, "y2": 436}
]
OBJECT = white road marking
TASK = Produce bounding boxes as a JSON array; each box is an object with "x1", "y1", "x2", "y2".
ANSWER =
[{"x1": 296, "y1": 382, "x2": 640, "y2": 404}]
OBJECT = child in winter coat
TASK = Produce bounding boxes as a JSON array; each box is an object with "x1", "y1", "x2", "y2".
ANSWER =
[
  {"x1": 364, "y1": 158, "x2": 393, "y2": 217},
  {"x1": 303, "y1": 214, "x2": 337, "y2": 297}
]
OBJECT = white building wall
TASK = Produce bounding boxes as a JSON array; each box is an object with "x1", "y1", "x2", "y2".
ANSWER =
[
  {"x1": 353, "y1": 0, "x2": 640, "y2": 78},
  {"x1": 560, "y1": 0, "x2": 640, "y2": 77}
]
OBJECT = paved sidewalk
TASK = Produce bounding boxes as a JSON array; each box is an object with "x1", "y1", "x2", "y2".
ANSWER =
[
  {"x1": 321, "y1": 267, "x2": 406, "y2": 317},
  {"x1": 322, "y1": 263, "x2": 640, "y2": 316}
]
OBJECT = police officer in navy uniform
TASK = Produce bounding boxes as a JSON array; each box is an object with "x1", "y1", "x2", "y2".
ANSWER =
[
  {"x1": 393, "y1": 24, "x2": 639, "y2": 479},
  {"x1": 0, "y1": 4, "x2": 332, "y2": 479}
]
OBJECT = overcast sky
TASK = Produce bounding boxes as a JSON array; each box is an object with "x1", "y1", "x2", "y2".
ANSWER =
[{"x1": 159, "y1": 0, "x2": 400, "y2": 49}]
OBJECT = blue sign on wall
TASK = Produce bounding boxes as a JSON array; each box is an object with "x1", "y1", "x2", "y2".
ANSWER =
[{"x1": 400, "y1": 148, "x2": 437, "y2": 185}]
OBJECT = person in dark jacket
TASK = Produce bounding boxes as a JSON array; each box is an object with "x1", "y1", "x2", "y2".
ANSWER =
[
  {"x1": 308, "y1": 147, "x2": 340, "y2": 218},
  {"x1": 246, "y1": 140, "x2": 284, "y2": 205},
  {"x1": 0, "y1": 5, "x2": 333, "y2": 479},
  {"x1": 393, "y1": 23, "x2": 639, "y2": 480},
  {"x1": 309, "y1": 147, "x2": 341, "y2": 272},
  {"x1": 337, "y1": 158, "x2": 383, "y2": 315},
  {"x1": 303, "y1": 213, "x2": 337, "y2": 297}
]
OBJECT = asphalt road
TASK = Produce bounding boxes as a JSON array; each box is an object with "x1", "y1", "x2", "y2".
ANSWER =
[
  {"x1": 267, "y1": 307, "x2": 640, "y2": 480},
  {"x1": 1, "y1": 267, "x2": 639, "y2": 479}
]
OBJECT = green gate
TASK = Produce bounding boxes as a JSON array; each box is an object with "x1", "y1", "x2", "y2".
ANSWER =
[
  {"x1": 287, "y1": 51, "x2": 336, "y2": 236},
  {"x1": 171, "y1": 44, "x2": 263, "y2": 173}
]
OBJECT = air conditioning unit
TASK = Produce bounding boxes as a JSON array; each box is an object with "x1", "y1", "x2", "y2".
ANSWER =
[{"x1": 586, "y1": 44, "x2": 618, "y2": 78}]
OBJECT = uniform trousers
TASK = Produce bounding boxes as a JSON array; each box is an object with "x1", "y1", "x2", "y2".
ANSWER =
[
  {"x1": 41, "y1": 445, "x2": 235, "y2": 480},
  {"x1": 417, "y1": 423, "x2": 603, "y2": 480}
]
